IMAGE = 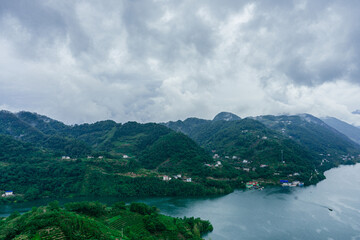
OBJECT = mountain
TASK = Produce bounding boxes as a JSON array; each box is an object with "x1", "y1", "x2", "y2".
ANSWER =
[
  {"x1": 321, "y1": 117, "x2": 360, "y2": 145},
  {"x1": 165, "y1": 114, "x2": 330, "y2": 185},
  {"x1": 213, "y1": 112, "x2": 241, "y2": 121},
  {"x1": 15, "y1": 111, "x2": 69, "y2": 135},
  {"x1": 0, "y1": 111, "x2": 212, "y2": 173},
  {"x1": 255, "y1": 114, "x2": 360, "y2": 166},
  {"x1": 0, "y1": 201, "x2": 213, "y2": 240},
  {"x1": 0, "y1": 111, "x2": 231, "y2": 202},
  {"x1": 2, "y1": 110, "x2": 360, "y2": 202},
  {"x1": 0, "y1": 110, "x2": 91, "y2": 156}
]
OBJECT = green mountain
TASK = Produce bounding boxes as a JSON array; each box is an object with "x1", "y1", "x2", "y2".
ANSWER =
[
  {"x1": 321, "y1": 116, "x2": 360, "y2": 145},
  {"x1": 0, "y1": 110, "x2": 91, "y2": 157},
  {"x1": 1, "y1": 110, "x2": 360, "y2": 203},
  {"x1": 165, "y1": 113, "x2": 360, "y2": 185},
  {"x1": 0, "y1": 111, "x2": 230, "y2": 203},
  {"x1": 0, "y1": 201, "x2": 213, "y2": 240},
  {"x1": 255, "y1": 114, "x2": 360, "y2": 168}
]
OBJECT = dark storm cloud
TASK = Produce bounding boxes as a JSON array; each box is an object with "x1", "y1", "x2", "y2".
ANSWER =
[{"x1": 0, "y1": 0, "x2": 360, "y2": 124}]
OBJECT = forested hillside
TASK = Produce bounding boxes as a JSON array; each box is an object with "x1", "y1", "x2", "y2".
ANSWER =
[
  {"x1": 0, "y1": 111, "x2": 231, "y2": 203},
  {"x1": 165, "y1": 113, "x2": 360, "y2": 186},
  {"x1": 1, "y1": 110, "x2": 359, "y2": 203},
  {"x1": 0, "y1": 201, "x2": 213, "y2": 240}
]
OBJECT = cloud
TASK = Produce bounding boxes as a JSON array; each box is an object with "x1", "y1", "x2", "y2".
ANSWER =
[{"x1": 0, "y1": 0, "x2": 360, "y2": 125}]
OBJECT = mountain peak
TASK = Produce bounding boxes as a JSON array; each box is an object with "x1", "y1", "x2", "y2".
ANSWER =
[{"x1": 213, "y1": 112, "x2": 241, "y2": 121}]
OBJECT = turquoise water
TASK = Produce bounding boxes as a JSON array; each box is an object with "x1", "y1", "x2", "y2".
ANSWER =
[{"x1": 2, "y1": 164, "x2": 360, "y2": 239}]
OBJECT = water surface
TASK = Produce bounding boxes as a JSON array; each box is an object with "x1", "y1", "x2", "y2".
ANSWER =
[{"x1": 2, "y1": 164, "x2": 360, "y2": 239}]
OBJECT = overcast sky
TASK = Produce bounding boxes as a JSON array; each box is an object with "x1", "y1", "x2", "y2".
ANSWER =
[{"x1": 1, "y1": 0, "x2": 360, "y2": 125}]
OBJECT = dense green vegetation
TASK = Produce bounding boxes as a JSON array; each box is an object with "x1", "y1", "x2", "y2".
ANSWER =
[
  {"x1": 0, "y1": 136, "x2": 229, "y2": 203},
  {"x1": 255, "y1": 114, "x2": 360, "y2": 169},
  {"x1": 165, "y1": 113, "x2": 360, "y2": 186},
  {"x1": 0, "y1": 201, "x2": 213, "y2": 239},
  {"x1": 1, "y1": 110, "x2": 359, "y2": 204}
]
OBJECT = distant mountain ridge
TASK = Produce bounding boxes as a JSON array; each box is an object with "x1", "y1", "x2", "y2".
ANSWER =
[{"x1": 321, "y1": 117, "x2": 360, "y2": 145}]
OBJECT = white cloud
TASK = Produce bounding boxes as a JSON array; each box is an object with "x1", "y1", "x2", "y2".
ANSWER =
[{"x1": 0, "y1": 0, "x2": 359, "y2": 125}]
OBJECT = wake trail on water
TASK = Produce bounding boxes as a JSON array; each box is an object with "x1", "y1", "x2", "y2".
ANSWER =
[
  {"x1": 262, "y1": 189, "x2": 334, "y2": 211},
  {"x1": 295, "y1": 198, "x2": 334, "y2": 212}
]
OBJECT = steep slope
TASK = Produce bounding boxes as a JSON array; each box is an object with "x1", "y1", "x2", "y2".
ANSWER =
[
  {"x1": 321, "y1": 117, "x2": 360, "y2": 145},
  {"x1": 99, "y1": 121, "x2": 213, "y2": 174},
  {"x1": 164, "y1": 117, "x2": 210, "y2": 136},
  {"x1": 0, "y1": 110, "x2": 45, "y2": 142},
  {"x1": 0, "y1": 111, "x2": 91, "y2": 157},
  {"x1": 16, "y1": 111, "x2": 69, "y2": 135},
  {"x1": 255, "y1": 114, "x2": 360, "y2": 166},
  {"x1": 165, "y1": 114, "x2": 326, "y2": 185}
]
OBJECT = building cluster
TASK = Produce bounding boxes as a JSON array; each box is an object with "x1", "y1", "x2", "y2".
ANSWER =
[
  {"x1": 280, "y1": 180, "x2": 304, "y2": 187},
  {"x1": 162, "y1": 174, "x2": 192, "y2": 182},
  {"x1": 205, "y1": 161, "x2": 222, "y2": 168},
  {"x1": 1, "y1": 191, "x2": 14, "y2": 197},
  {"x1": 87, "y1": 156, "x2": 104, "y2": 159},
  {"x1": 245, "y1": 181, "x2": 263, "y2": 190}
]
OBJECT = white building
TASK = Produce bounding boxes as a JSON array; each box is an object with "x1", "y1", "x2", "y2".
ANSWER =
[
  {"x1": 123, "y1": 155, "x2": 129, "y2": 159},
  {"x1": 163, "y1": 175, "x2": 171, "y2": 181},
  {"x1": 2, "y1": 191, "x2": 13, "y2": 197},
  {"x1": 186, "y1": 178, "x2": 192, "y2": 182}
]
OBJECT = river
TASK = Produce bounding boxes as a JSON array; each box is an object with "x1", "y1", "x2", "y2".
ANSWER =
[{"x1": 2, "y1": 164, "x2": 360, "y2": 239}]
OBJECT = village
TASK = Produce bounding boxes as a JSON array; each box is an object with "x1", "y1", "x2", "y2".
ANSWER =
[{"x1": 162, "y1": 174, "x2": 192, "y2": 183}]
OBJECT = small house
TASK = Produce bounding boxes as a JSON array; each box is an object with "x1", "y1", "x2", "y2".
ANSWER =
[
  {"x1": 2, "y1": 191, "x2": 14, "y2": 197},
  {"x1": 246, "y1": 181, "x2": 260, "y2": 189},
  {"x1": 242, "y1": 160, "x2": 249, "y2": 164},
  {"x1": 123, "y1": 155, "x2": 129, "y2": 159},
  {"x1": 186, "y1": 178, "x2": 192, "y2": 182},
  {"x1": 163, "y1": 175, "x2": 171, "y2": 181},
  {"x1": 98, "y1": 156, "x2": 104, "y2": 159}
]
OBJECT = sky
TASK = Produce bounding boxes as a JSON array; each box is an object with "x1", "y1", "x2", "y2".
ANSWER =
[{"x1": 1, "y1": 0, "x2": 360, "y2": 125}]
